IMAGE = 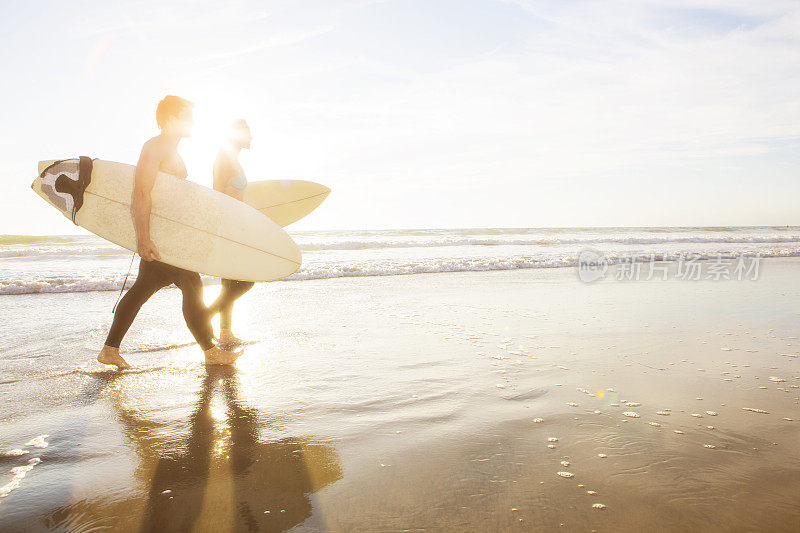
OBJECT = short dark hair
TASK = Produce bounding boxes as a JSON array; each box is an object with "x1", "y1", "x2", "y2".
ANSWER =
[{"x1": 156, "y1": 95, "x2": 193, "y2": 129}]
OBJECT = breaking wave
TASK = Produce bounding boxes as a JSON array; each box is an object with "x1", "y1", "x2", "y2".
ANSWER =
[{"x1": 0, "y1": 250, "x2": 790, "y2": 295}]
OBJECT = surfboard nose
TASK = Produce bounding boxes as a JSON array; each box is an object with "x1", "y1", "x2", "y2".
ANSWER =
[
  {"x1": 35, "y1": 159, "x2": 82, "y2": 215},
  {"x1": 38, "y1": 160, "x2": 58, "y2": 175}
]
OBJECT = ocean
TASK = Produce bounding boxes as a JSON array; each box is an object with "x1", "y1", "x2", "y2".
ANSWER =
[
  {"x1": 2, "y1": 228, "x2": 800, "y2": 530},
  {"x1": 1, "y1": 226, "x2": 798, "y2": 295}
]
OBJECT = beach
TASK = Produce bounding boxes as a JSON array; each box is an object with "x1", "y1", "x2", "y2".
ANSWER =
[
  {"x1": 4, "y1": 0, "x2": 799, "y2": 527},
  {"x1": 1, "y1": 240, "x2": 800, "y2": 531}
]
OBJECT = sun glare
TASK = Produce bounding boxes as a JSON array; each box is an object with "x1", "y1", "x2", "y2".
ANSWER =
[{"x1": 179, "y1": 96, "x2": 243, "y2": 186}]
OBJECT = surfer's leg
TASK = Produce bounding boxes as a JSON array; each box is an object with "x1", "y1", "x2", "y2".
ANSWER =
[
  {"x1": 172, "y1": 269, "x2": 216, "y2": 351},
  {"x1": 205, "y1": 280, "x2": 225, "y2": 319},
  {"x1": 217, "y1": 279, "x2": 255, "y2": 342},
  {"x1": 219, "y1": 279, "x2": 255, "y2": 329},
  {"x1": 207, "y1": 279, "x2": 254, "y2": 317},
  {"x1": 104, "y1": 259, "x2": 170, "y2": 347},
  {"x1": 99, "y1": 259, "x2": 170, "y2": 368}
]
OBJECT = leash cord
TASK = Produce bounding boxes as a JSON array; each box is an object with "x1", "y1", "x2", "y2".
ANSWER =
[{"x1": 112, "y1": 253, "x2": 136, "y2": 313}]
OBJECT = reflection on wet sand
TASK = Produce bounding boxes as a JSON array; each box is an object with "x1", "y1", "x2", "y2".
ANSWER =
[{"x1": 54, "y1": 367, "x2": 342, "y2": 532}]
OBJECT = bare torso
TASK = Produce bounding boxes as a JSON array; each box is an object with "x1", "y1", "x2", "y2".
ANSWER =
[{"x1": 148, "y1": 136, "x2": 187, "y2": 178}]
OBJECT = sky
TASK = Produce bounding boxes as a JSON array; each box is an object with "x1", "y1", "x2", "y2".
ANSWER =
[{"x1": 1, "y1": 0, "x2": 799, "y2": 234}]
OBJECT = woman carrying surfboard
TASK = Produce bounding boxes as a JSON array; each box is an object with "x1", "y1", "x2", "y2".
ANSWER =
[{"x1": 206, "y1": 120, "x2": 256, "y2": 344}]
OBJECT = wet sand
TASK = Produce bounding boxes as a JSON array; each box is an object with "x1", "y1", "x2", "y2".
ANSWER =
[{"x1": 1, "y1": 258, "x2": 800, "y2": 531}]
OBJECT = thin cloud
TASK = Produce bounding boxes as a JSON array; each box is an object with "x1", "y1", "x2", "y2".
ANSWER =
[{"x1": 201, "y1": 25, "x2": 335, "y2": 62}]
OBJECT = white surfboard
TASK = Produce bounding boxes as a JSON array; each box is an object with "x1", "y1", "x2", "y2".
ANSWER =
[
  {"x1": 32, "y1": 158, "x2": 301, "y2": 282},
  {"x1": 242, "y1": 180, "x2": 330, "y2": 227}
]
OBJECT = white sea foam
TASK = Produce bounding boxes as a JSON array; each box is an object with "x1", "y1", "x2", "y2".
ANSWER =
[
  {"x1": 2, "y1": 227, "x2": 800, "y2": 295},
  {"x1": 3, "y1": 227, "x2": 800, "y2": 257},
  {"x1": 297, "y1": 234, "x2": 800, "y2": 251},
  {"x1": 0, "y1": 457, "x2": 41, "y2": 499},
  {"x1": 0, "y1": 245, "x2": 128, "y2": 259}
]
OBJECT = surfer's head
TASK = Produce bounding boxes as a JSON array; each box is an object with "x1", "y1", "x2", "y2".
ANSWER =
[
  {"x1": 156, "y1": 95, "x2": 194, "y2": 138},
  {"x1": 228, "y1": 119, "x2": 252, "y2": 150}
]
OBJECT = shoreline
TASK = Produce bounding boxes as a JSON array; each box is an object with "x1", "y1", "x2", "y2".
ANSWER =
[{"x1": 1, "y1": 258, "x2": 799, "y2": 531}]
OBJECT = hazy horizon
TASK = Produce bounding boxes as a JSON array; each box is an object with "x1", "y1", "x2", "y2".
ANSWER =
[{"x1": 5, "y1": 224, "x2": 800, "y2": 240}]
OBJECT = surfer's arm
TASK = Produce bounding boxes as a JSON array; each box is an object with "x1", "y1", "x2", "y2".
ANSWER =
[{"x1": 132, "y1": 142, "x2": 161, "y2": 262}]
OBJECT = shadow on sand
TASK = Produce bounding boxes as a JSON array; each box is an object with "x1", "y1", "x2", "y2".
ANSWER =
[
  {"x1": 44, "y1": 367, "x2": 342, "y2": 532},
  {"x1": 135, "y1": 367, "x2": 341, "y2": 531}
]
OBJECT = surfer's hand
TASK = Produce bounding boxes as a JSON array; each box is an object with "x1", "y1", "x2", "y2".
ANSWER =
[{"x1": 138, "y1": 239, "x2": 161, "y2": 262}]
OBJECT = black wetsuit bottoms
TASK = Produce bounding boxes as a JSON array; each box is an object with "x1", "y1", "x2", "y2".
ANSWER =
[
  {"x1": 105, "y1": 259, "x2": 214, "y2": 350},
  {"x1": 207, "y1": 279, "x2": 255, "y2": 330}
]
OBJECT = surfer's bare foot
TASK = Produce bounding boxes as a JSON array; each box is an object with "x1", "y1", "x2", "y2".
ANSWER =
[
  {"x1": 204, "y1": 346, "x2": 242, "y2": 366},
  {"x1": 97, "y1": 345, "x2": 131, "y2": 370},
  {"x1": 218, "y1": 329, "x2": 242, "y2": 344}
]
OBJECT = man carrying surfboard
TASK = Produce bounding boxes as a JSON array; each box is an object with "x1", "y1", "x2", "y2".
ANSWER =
[
  {"x1": 97, "y1": 95, "x2": 241, "y2": 369},
  {"x1": 205, "y1": 120, "x2": 256, "y2": 344}
]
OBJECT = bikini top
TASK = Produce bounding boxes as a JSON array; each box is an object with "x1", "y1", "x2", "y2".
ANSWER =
[{"x1": 231, "y1": 165, "x2": 247, "y2": 190}]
